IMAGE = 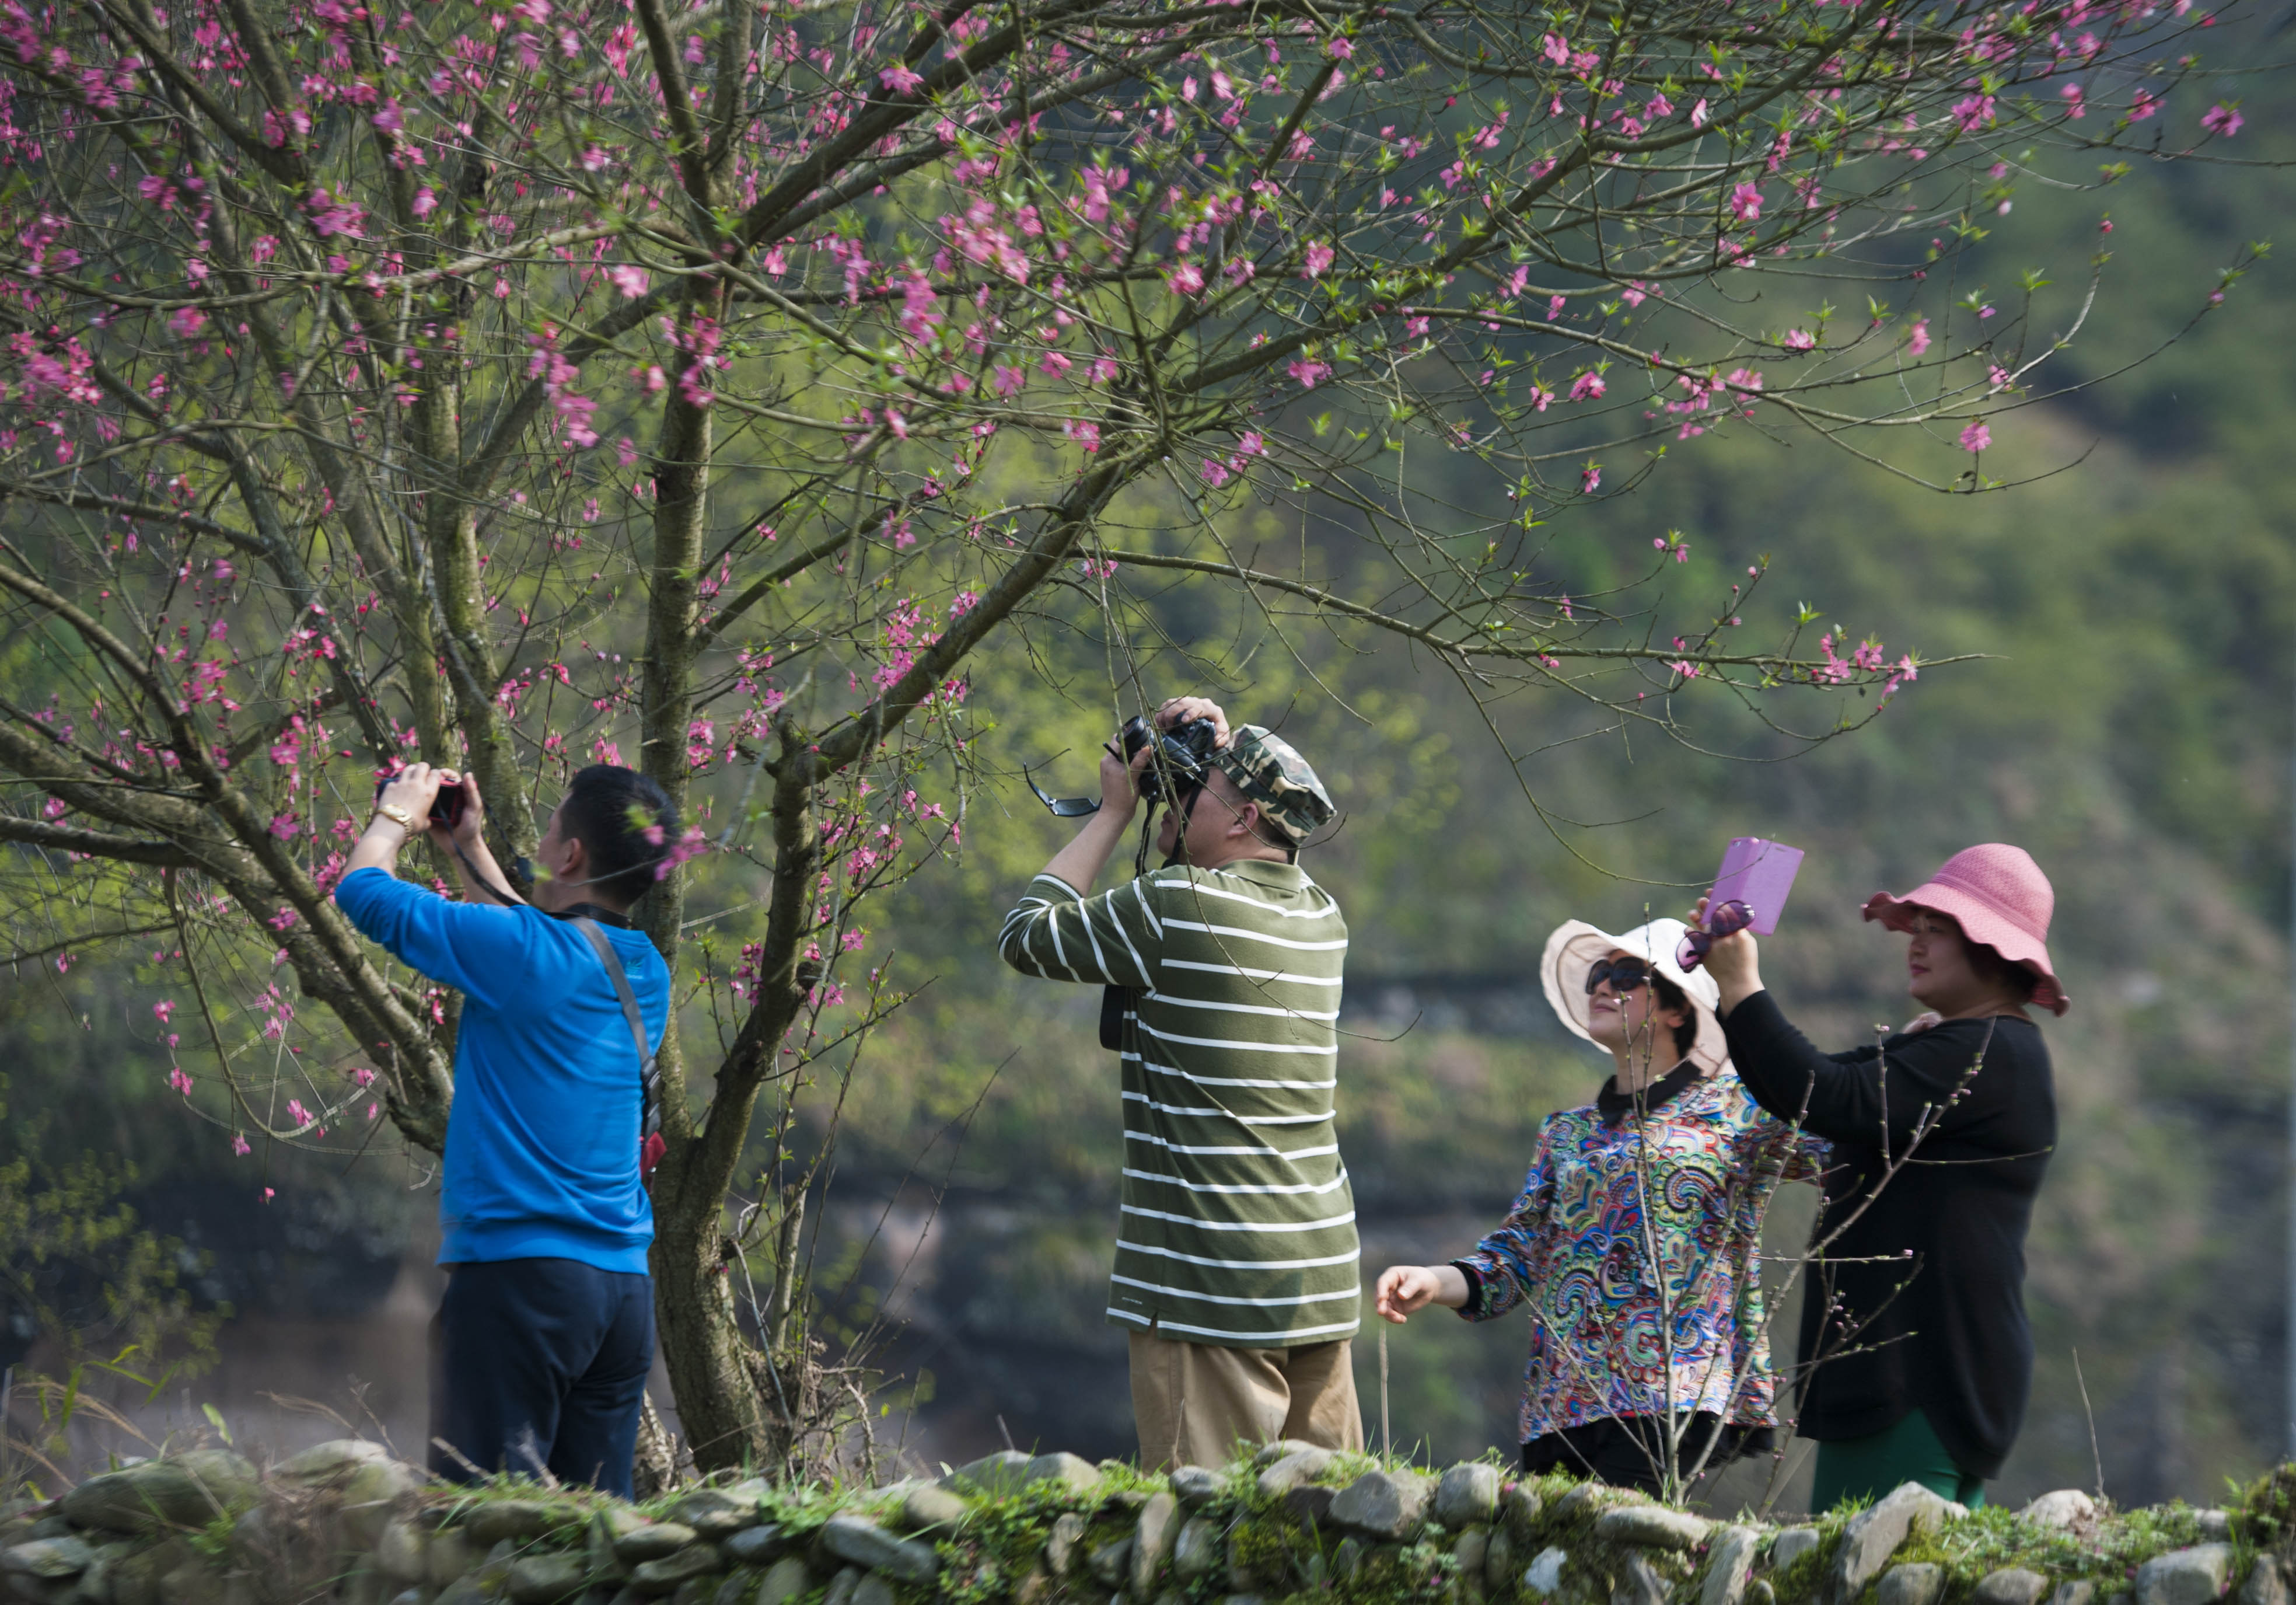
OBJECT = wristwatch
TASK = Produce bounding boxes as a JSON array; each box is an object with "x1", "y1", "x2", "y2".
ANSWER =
[{"x1": 373, "y1": 802, "x2": 418, "y2": 831}]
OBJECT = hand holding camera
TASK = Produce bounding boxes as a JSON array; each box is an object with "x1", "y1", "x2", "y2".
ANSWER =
[
  {"x1": 374, "y1": 763, "x2": 484, "y2": 849},
  {"x1": 1027, "y1": 697, "x2": 1229, "y2": 818}
]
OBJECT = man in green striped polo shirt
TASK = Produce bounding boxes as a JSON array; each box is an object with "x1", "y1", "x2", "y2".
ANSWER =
[{"x1": 1000, "y1": 697, "x2": 1363, "y2": 1468}]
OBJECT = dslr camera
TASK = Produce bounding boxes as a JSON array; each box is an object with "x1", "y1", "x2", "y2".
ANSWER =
[
  {"x1": 1025, "y1": 712, "x2": 1222, "y2": 818},
  {"x1": 1120, "y1": 714, "x2": 1219, "y2": 801}
]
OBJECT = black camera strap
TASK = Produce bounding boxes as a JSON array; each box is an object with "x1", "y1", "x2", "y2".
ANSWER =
[
  {"x1": 1099, "y1": 782, "x2": 1208, "y2": 1049},
  {"x1": 571, "y1": 917, "x2": 666, "y2": 1189}
]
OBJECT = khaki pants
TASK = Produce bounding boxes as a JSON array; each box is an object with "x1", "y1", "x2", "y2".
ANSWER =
[{"x1": 1128, "y1": 1325, "x2": 1364, "y2": 1469}]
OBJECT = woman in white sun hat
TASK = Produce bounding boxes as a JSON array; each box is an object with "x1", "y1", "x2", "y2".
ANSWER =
[{"x1": 1374, "y1": 916, "x2": 1827, "y2": 1495}]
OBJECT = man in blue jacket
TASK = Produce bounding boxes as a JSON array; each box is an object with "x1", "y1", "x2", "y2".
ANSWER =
[{"x1": 335, "y1": 761, "x2": 675, "y2": 1495}]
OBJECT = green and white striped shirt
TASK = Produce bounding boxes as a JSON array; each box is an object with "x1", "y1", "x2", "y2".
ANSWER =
[{"x1": 1000, "y1": 861, "x2": 1359, "y2": 1349}]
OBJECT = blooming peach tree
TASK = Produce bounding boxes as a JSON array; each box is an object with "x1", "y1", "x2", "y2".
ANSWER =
[{"x1": 0, "y1": 0, "x2": 2253, "y2": 1471}]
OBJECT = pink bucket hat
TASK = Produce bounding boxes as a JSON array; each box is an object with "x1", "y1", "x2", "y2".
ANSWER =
[{"x1": 1861, "y1": 843, "x2": 2068, "y2": 1016}]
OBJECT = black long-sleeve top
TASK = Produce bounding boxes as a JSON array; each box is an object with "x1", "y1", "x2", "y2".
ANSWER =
[{"x1": 1720, "y1": 992, "x2": 2055, "y2": 1479}]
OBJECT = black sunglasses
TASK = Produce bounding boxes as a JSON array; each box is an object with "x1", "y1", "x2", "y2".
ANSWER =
[{"x1": 1584, "y1": 957, "x2": 1652, "y2": 995}]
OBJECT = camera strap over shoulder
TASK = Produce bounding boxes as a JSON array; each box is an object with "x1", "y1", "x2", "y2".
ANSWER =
[{"x1": 572, "y1": 917, "x2": 666, "y2": 1189}]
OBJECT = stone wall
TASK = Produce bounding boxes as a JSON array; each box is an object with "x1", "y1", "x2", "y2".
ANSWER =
[{"x1": 2, "y1": 1438, "x2": 2290, "y2": 1605}]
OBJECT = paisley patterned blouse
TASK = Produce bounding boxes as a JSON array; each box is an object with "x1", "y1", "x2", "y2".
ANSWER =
[{"x1": 1453, "y1": 1067, "x2": 1829, "y2": 1447}]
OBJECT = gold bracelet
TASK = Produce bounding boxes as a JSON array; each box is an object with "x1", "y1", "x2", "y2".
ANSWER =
[{"x1": 373, "y1": 802, "x2": 417, "y2": 832}]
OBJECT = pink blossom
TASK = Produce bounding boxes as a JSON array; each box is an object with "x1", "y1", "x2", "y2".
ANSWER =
[
  {"x1": 1782, "y1": 329, "x2": 1815, "y2": 351},
  {"x1": 1166, "y1": 262, "x2": 1205, "y2": 295},
  {"x1": 1959, "y1": 419, "x2": 1991, "y2": 453},
  {"x1": 1327, "y1": 35, "x2": 1354, "y2": 58},
  {"x1": 1907, "y1": 319, "x2": 1931, "y2": 356},
  {"x1": 1201, "y1": 458, "x2": 1231, "y2": 487},
  {"x1": 880, "y1": 64, "x2": 925, "y2": 95},
  {"x1": 1690, "y1": 98, "x2": 1708, "y2": 127},
  {"x1": 1064, "y1": 419, "x2": 1101, "y2": 452},
  {"x1": 2130, "y1": 89, "x2": 2159, "y2": 121},
  {"x1": 169, "y1": 305, "x2": 206, "y2": 339},
  {"x1": 1568, "y1": 370, "x2": 1605, "y2": 402},
  {"x1": 609, "y1": 264, "x2": 649, "y2": 299},
  {"x1": 2201, "y1": 103, "x2": 2244, "y2": 137},
  {"x1": 991, "y1": 364, "x2": 1025, "y2": 397},
  {"x1": 169, "y1": 1067, "x2": 194, "y2": 1097},
  {"x1": 1287, "y1": 357, "x2": 1333, "y2": 389},
  {"x1": 154, "y1": 1000, "x2": 176, "y2": 1025},
  {"x1": 305, "y1": 188, "x2": 366, "y2": 239},
  {"x1": 1581, "y1": 465, "x2": 1602, "y2": 493},
  {"x1": 232, "y1": 1133, "x2": 251, "y2": 1157},
  {"x1": 1301, "y1": 241, "x2": 1335, "y2": 278},
  {"x1": 1729, "y1": 183, "x2": 1763, "y2": 222},
  {"x1": 2059, "y1": 83, "x2": 2085, "y2": 119}
]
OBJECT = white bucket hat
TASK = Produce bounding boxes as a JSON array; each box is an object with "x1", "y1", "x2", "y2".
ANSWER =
[{"x1": 1539, "y1": 917, "x2": 1731, "y2": 1076}]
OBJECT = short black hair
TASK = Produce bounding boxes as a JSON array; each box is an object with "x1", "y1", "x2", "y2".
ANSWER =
[
  {"x1": 1964, "y1": 935, "x2": 2042, "y2": 1003},
  {"x1": 558, "y1": 765, "x2": 679, "y2": 906},
  {"x1": 1650, "y1": 972, "x2": 1700, "y2": 1059}
]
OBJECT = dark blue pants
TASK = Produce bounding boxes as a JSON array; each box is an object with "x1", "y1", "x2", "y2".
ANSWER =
[{"x1": 428, "y1": 1258, "x2": 655, "y2": 1497}]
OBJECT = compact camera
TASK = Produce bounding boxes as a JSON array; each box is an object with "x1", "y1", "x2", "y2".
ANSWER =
[{"x1": 373, "y1": 772, "x2": 467, "y2": 829}]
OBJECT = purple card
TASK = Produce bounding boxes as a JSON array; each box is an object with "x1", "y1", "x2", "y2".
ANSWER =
[{"x1": 1710, "y1": 837, "x2": 1804, "y2": 936}]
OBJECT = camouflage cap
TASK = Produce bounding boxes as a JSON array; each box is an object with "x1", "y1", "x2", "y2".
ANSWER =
[{"x1": 1210, "y1": 724, "x2": 1335, "y2": 844}]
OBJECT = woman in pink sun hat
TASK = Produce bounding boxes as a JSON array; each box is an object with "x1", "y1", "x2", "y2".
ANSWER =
[{"x1": 1697, "y1": 842, "x2": 2063, "y2": 1514}]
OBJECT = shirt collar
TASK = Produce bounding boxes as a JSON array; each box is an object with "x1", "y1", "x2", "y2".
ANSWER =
[
  {"x1": 547, "y1": 902, "x2": 633, "y2": 929},
  {"x1": 1596, "y1": 1058, "x2": 1703, "y2": 1126}
]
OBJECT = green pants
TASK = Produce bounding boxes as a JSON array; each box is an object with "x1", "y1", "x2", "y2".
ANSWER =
[{"x1": 1809, "y1": 1408, "x2": 1986, "y2": 1512}]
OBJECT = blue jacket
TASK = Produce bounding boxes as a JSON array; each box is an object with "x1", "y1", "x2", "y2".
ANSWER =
[{"x1": 334, "y1": 867, "x2": 668, "y2": 1273}]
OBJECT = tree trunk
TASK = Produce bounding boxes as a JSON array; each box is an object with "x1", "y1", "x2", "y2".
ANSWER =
[{"x1": 648, "y1": 1153, "x2": 783, "y2": 1474}]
